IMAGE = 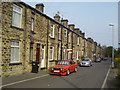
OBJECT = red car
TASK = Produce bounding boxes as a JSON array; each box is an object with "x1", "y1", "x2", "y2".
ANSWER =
[{"x1": 50, "y1": 60, "x2": 78, "y2": 75}]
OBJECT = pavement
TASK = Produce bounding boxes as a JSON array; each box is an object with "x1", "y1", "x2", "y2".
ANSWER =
[
  {"x1": 2, "y1": 69, "x2": 49, "y2": 87},
  {"x1": 104, "y1": 67, "x2": 119, "y2": 88},
  {"x1": 1, "y1": 60, "x2": 119, "y2": 89}
]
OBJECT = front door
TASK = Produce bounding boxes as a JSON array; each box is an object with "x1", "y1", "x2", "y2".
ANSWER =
[
  {"x1": 41, "y1": 45, "x2": 45, "y2": 68},
  {"x1": 36, "y1": 44, "x2": 40, "y2": 62}
]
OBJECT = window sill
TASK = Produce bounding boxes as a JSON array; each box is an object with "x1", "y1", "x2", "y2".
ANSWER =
[
  {"x1": 49, "y1": 36, "x2": 55, "y2": 40},
  {"x1": 58, "y1": 39, "x2": 62, "y2": 41},
  {"x1": 31, "y1": 31, "x2": 36, "y2": 34},
  {"x1": 9, "y1": 62, "x2": 22, "y2": 66},
  {"x1": 49, "y1": 60, "x2": 56, "y2": 62},
  {"x1": 11, "y1": 26, "x2": 24, "y2": 31}
]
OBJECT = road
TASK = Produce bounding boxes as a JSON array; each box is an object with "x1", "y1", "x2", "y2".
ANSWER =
[{"x1": 3, "y1": 60, "x2": 111, "y2": 88}]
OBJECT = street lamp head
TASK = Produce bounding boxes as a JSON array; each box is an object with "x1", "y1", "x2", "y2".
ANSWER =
[{"x1": 109, "y1": 23, "x2": 114, "y2": 26}]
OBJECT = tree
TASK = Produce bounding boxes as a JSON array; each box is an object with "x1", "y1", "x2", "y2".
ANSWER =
[
  {"x1": 104, "y1": 46, "x2": 113, "y2": 58},
  {"x1": 115, "y1": 48, "x2": 120, "y2": 58}
]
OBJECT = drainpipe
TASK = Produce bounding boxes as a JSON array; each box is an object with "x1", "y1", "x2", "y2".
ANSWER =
[
  {"x1": 61, "y1": 26, "x2": 63, "y2": 60},
  {"x1": 46, "y1": 20, "x2": 49, "y2": 69}
]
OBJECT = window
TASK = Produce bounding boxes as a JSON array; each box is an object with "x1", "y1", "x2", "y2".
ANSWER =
[
  {"x1": 77, "y1": 37, "x2": 80, "y2": 45},
  {"x1": 58, "y1": 43, "x2": 61, "y2": 60},
  {"x1": 11, "y1": 40, "x2": 20, "y2": 63},
  {"x1": 42, "y1": 45, "x2": 45, "y2": 59},
  {"x1": 64, "y1": 49, "x2": 67, "y2": 59},
  {"x1": 50, "y1": 24, "x2": 55, "y2": 38},
  {"x1": 68, "y1": 32, "x2": 71, "y2": 42},
  {"x1": 50, "y1": 46, "x2": 54, "y2": 60},
  {"x1": 68, "y1": 52, "x2": 71, "y2": 59},
  {"x1": 76, "y1": 51, "x2": 79, "y2": 60},
  {"x1": 31, "y1": 13, "x2": 34, "y2": 31},
  {"x1": 64, "y1": 29, "x2": 67, "y2": 37},
  {"x1": 57, "y1": 61, "x2": 69, "y2": 65},
  {"x1": 58, "y1": 26, "x2": 61, "y2": 40},
  {"x1": 30, "y1": 43, "x2": 33, "y2": 61},
  {"x1": 12, "y1": 4, "x2": 22, "y2": 28}
]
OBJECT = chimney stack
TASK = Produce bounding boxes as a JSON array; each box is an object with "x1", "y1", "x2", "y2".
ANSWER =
[
  {"x1": 74, "y1": 28, "x2": 80, "y2": 34},
  {"x1": 36, "y1": 3, "x2": 44, "y2": 13},
  {"x1": 61, "y1": 19, "x2": 68, "y2": 27},
  {"x1": 82, "y1": 33, "x2": 85, "y2": 38},
  {"x1": 68, "y1": 24, "x2": 75, "y2": 30},
  {"x1": 54, "y1": 13, "x2": 60, "y2": 22}
]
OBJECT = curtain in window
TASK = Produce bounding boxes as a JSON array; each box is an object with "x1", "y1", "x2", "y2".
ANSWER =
[{"x1": 11, "y1": 41, "x2": 19, "y2": 62}]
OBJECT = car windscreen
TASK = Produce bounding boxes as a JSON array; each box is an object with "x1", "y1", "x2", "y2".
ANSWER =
[
  {"x1": 82, "y1": 59, "x2": 90, "y2": 61},
  {"x1": 96, "y1": 58, "x2": 100, "y2": 60},
  {"x1": 57, "y1": 61, "x2": 69, "y2": 65}
]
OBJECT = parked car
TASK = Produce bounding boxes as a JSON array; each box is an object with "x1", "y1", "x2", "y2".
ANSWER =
[
  {"x1": 94, "y1": 58, "x2": 101, "y2": 62},
  {"x1": 79, "y1": 58, "x2": 92, "y2": 67},
  {"x1": 50, "y1": 60, "x2": 78, "y2": 75},
  {"x1": 102, "y1": 57, "x2": 108, "y2": 61}
]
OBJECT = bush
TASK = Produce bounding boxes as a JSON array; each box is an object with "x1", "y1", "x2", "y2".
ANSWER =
[
  {"x1": 116, "y1": 75, "x2": 120, "y2": 88},
  {"x1": 114, "y1": 58, "x2": 120, "y2": 69}
]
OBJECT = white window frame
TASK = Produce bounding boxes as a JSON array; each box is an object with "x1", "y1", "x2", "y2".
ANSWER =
[
  {"x1": 68, "y1": 32, "x2": 71, "y2": 42},
  {"x1": 50, "y1": 24, "x2": 55, "y2": 38},
  {"x1": 30, "y1": 43, "x2": 33, "y2": 61},
  {"x1": 58, "y1": 27, "x2": 61, "y2": 40},
  {"x1": 11, "y1": 40, "x2": 20, "y2": 63},
  {"x1": 64, "y1": 29, "x2": 67, "y2": 37},
  {"x1": 31, "y1": 13, "x2": 34, "y2": 31},
  {"x1": 12, "y1": 4, "x2": 22, "y2": 28},
  {"x1": 49, "y1": 46, "x2": 54, "y2": 60},
  {"x1": 77, "y1": 37, "x2": 80, "y2": 45},
  {"x1": 42, "y1": 45, "x2": 45, "y2": 60},
  {"x1": 58, "y1": 43, "x2": 61, "y2": 60},
  {"x1": 76, "y1": 51, "x2": 79, "y2": 60}
]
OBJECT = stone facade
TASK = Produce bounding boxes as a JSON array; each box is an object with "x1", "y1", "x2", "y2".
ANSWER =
[{"x1": 1, "y1": 2, "x2": 103, "y2": 77}]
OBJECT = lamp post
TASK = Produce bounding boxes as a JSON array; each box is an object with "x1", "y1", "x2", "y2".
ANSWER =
[{"x1": 109, "y1": 23, "x2": 114, "y2": 69}]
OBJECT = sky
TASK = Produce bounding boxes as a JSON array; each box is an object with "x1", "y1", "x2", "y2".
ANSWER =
[{"x1": 22, "y1": 1, "x2": 118, "y2": 48}]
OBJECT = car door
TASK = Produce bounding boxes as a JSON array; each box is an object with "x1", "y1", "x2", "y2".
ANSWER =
[
  {"x1": 69, "y1": 61, "x2": 75, "y2": 72},
  {"x1": 72, "y1": 61, "x2": 77, "y2": 71},
  {"x1": 69, "y1": 61, "x2": 73, "y2": 72}
]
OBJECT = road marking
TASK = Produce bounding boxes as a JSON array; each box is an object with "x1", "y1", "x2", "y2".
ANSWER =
[
  {"x1": 101, "y1": 65, "x2": 111, "y2": 88},
  {"x1": 2, "y1": 74, "x2": 49, "y2": 88}
]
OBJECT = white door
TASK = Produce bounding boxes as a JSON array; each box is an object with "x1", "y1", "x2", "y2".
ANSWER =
[{"x1": 41, "y1": 46, "x2": 45, "y2": 68}]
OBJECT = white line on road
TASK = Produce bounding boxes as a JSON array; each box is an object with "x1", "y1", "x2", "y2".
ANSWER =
[
  {"x1": 1, "y1": 74, "x2": 49, "y2": 88},
  {"x1": 101, "y1": 65, "x2": 111, "y2": 88}
]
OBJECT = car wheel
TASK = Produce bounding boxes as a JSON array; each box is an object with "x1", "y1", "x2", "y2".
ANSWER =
[
  {"x1": 74, "y1": 68, "x2": 77, "y2": 72},
  {"x1": 67, "y1": 70, "x2": 70, "y2": 75}
]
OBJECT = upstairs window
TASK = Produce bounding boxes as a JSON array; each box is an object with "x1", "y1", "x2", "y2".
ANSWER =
[
  {"x1": 50, "y1": 24, "x2": 55, "y2": 38},
  {"x1": 58, "y1": 26, "x2": 61, "y2": 40},
  {"x1": 68, "y1": 32, "x2": 71, "y2": 42},
  {"x1": 31, "y1": 13, "x2": 35, "y2": 31},
  {"x1": 77, "y1": 37, "x2": 80, "y2": 45},
  {"x1": 12, "y1": 4, "x2": 22, "y2": 28},
  {"x1": 64, "y1": 29, "x2": 67, "y2": 37}
]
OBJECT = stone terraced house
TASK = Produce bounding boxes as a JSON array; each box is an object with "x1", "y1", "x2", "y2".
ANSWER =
[{"x1": 1, "y1": 2, "x2": 103, "y2": 77}]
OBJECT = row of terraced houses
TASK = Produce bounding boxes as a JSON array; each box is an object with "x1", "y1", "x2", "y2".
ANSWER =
[{"x1": 1, "y1": 2, "x2": 103, "y2": 77}]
